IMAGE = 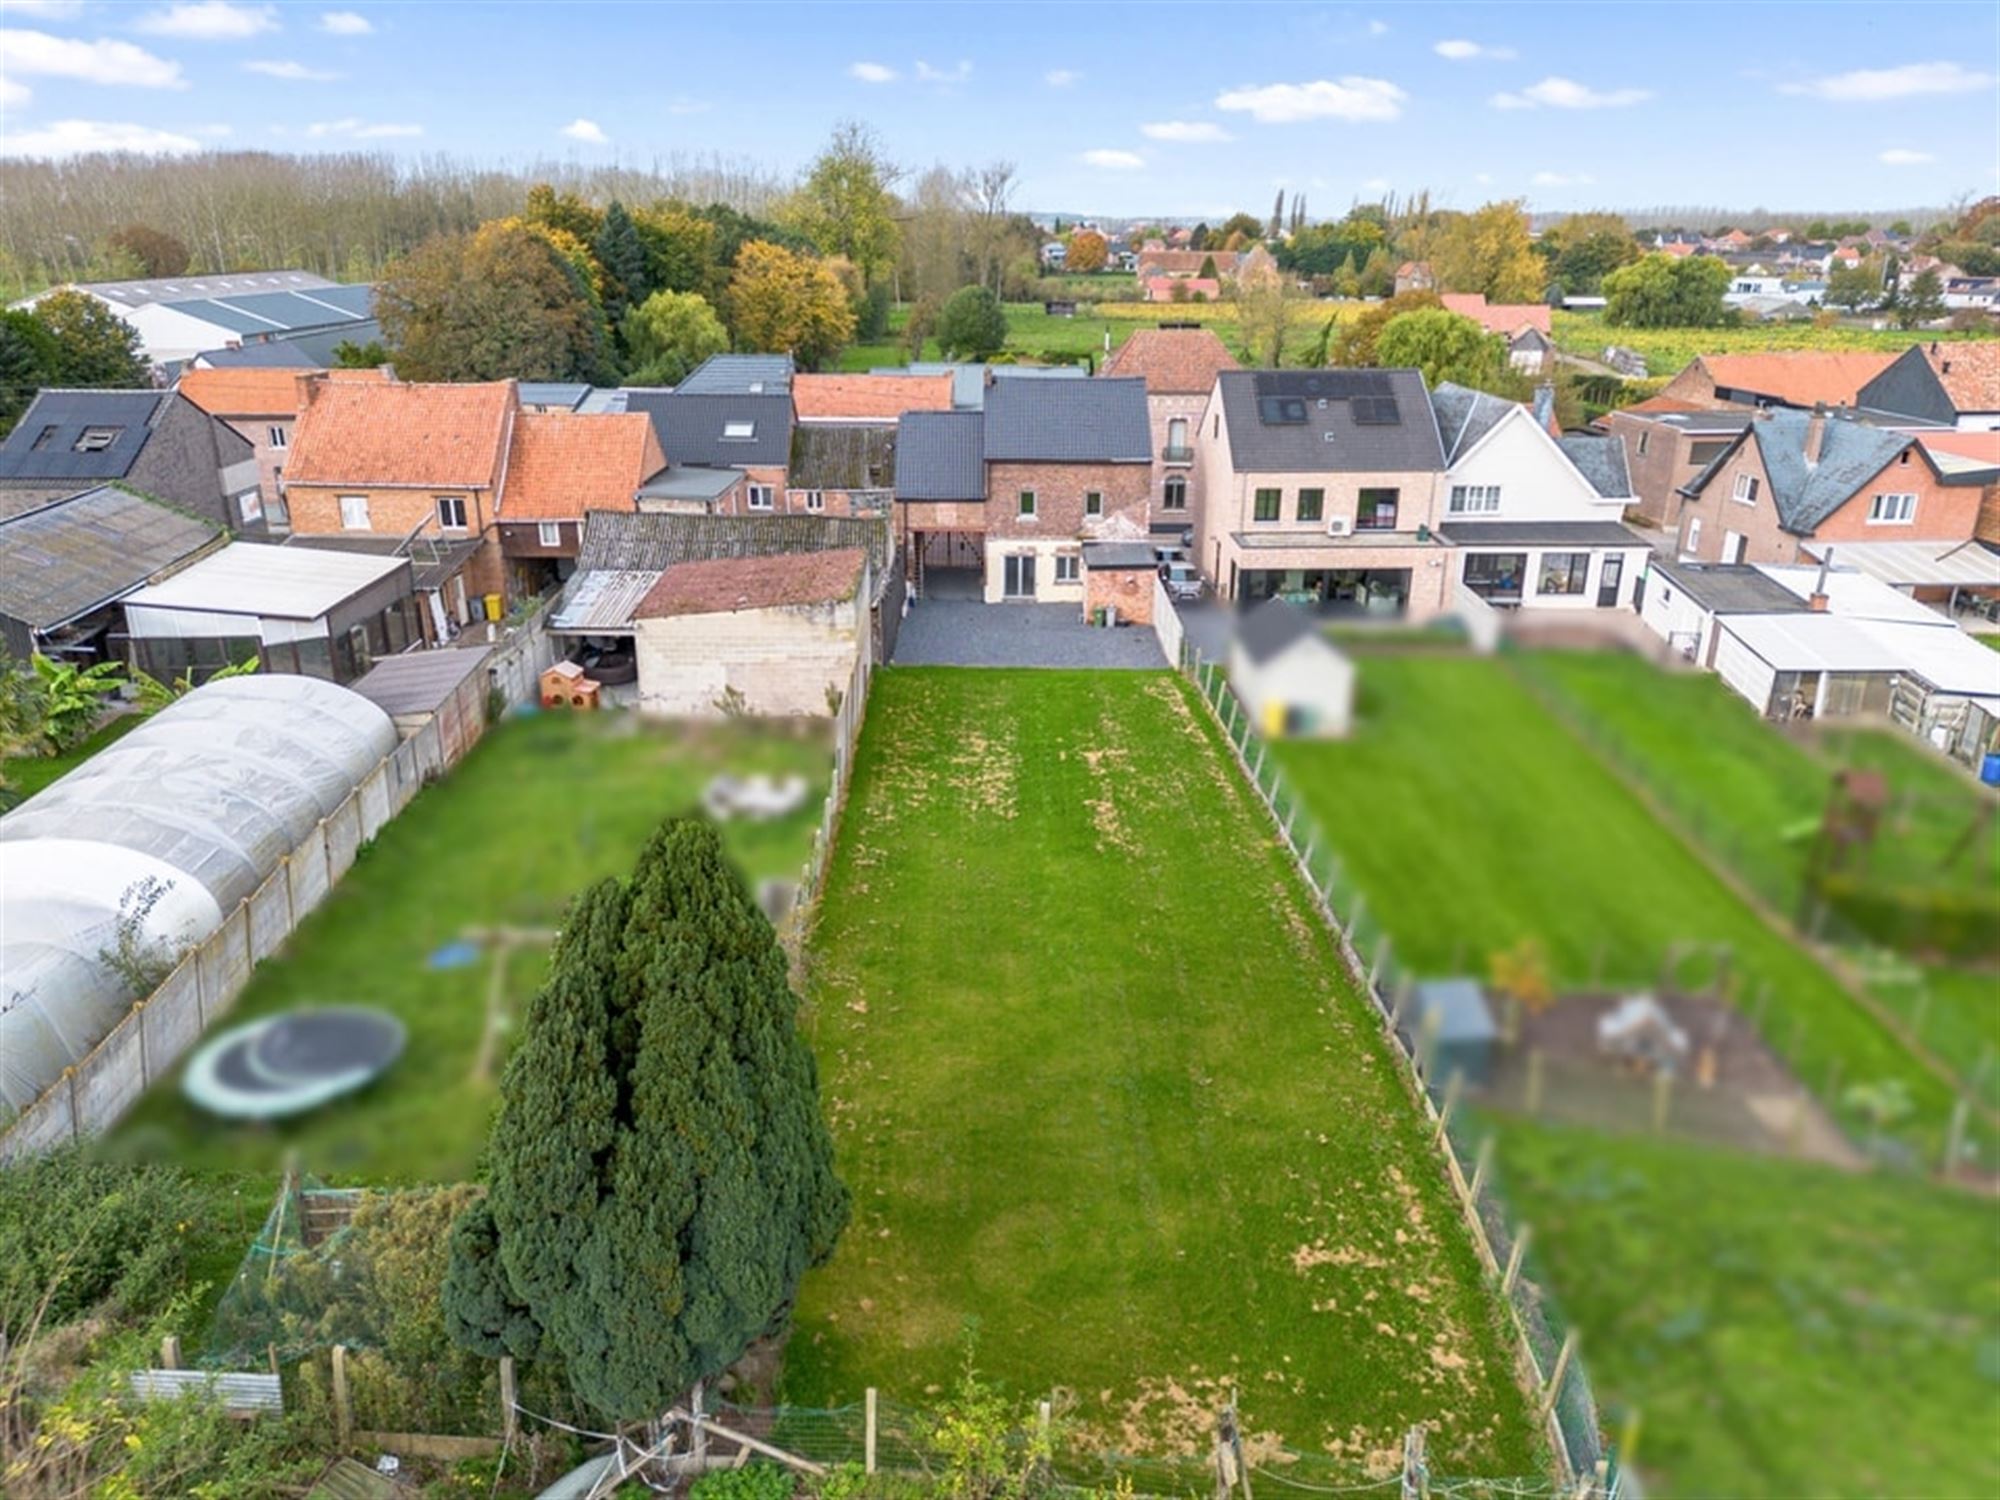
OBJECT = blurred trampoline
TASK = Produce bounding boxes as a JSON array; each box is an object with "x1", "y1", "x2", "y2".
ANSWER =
[{"x1": 183, "y1": 1007, "x2": 407, "y2": 1120}]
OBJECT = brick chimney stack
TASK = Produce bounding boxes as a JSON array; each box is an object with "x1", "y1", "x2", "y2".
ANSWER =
[
  {"x1": 294, "y1": 372, "x2": 322, "y2": 414},
  {"x1": 1804, "y1": 402, "x2": 1827, "y2": 467},
  {"x1": 1808, "y1": 547, "x2": 1832, "y2": 611}
]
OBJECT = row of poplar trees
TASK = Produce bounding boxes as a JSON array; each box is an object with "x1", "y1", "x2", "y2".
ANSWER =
[{"x1": 442, "y1": 818, "x2": 850, "y2": 1423}]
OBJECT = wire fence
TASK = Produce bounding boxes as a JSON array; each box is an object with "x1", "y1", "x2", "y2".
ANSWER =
[{"x1": 1179, "y1": 642, "x2": 1615, "y2": 1498}]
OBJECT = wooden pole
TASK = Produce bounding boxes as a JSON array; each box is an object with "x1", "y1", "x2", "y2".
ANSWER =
[
  {"x1": 500, "y1": 1356, "x2": 518, "y2": 1445},
  {"x1": 1617, "y1": 1406, "x2": 1643, "y2": 1474},
  {"x1": 1502, "y1": 1224, "x2": 1532, "y2": 1295},
  {"x1": 1369, "y1": 934, "x2": 1392, "y2": 990},
  {"x1": 864, "y1": 1387, "x2": 878, "y2": 1475},
  {"x1": 1650, "y1": 1069, "x2": 1672, "y2": 1134},
  {"x1": 1469, "y1": 1135, "x2": 1495, "y2": 1202},
  {"x1": 1525, "y1": 1049, "x2": 1545, "y2": 1117},
  {"x1": 1538, "y1": 1328, "x2": 1579, "y2": 1421},
  {"x1": 683, "y1": 1411, "x2": 827, "y2": 1478},
  {"x1": 331, "y1": 1343, "x2": 352, "y2": 1450},
  {"x1": 692, "y1": 1379, "x2": 708, "y2": 1473},
  {"x1": 1388, "y1": 974, "x2": 1413, "y2": 1033},
  {"x1": 1432, "y1": 1068, "x2": 1463, "y2": 1146},
  {"x1": 159, "y1": 1335, "x2": 181, "y2": 1371}
]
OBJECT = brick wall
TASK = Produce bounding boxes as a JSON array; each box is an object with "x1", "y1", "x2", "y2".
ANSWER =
[
  {"x1": 1086, "y1": 566, "x2": 1156, "y2": 625},
  {"x1": 985, "y1": 460, "x2": 1151, "y2": 540},
  {"x1": 633, "y1": 598, "x2": 862, "y2": 716}
]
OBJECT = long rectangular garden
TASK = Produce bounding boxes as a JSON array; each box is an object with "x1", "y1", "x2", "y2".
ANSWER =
[{"x1": 787, "y1": 667, "x2": 1539, "y2": 1477}]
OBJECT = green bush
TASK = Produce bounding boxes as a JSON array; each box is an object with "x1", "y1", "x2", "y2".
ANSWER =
[
  {"x1": 1818, "y1": 872, "x2": 2000, "y2": 961},
  {"x1": 0, "y1": 1151, "x2": 211, "y2": 1335},
  {"x1": 692, "y1": 1462, "x2": 799, "y2": 1500}
]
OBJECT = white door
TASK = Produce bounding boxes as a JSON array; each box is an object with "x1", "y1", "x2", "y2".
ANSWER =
[{"x1": 1723, "y1": 529, "x2": 1746, "y2": 564}]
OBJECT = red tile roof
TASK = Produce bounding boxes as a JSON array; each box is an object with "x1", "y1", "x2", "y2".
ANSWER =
[
  {"x1": 1137, "y1": 249, "x2": 1241, "y2": 277},
  {"x1": 498, "y1": 411, "x2": 667, "y2": 520},
  {"x1": 634, "y1": 547, "x2": 867, "y2": 618},
  {"x1": 1439, "y1": 293, "x2": 1553, "y2": 337},
  {"x1": 175, "y1": 365, "x2": 387, "y2": 418},
  {"x1": 1698, "y1": 352, "x2": 1898, "y2": 408},
  {"x1": 1916, "y1": 429, "x2": 2000, "y2": 464},
  {"x1": 1099, "y1": 327, "x2": 1242, "y2": 394},
  {"x1": 792, "y1": 373, "x2": 955, "y2": 421},
  {"x1": 1925, "y1": 341, "x2": 2000, "y2": 414},
  {"x1": 285, "y1": 379, "x2": 516, "y2": 489},
  {"x1": 1144, "y1": 276, "x2": 1221, "y2": 303}
]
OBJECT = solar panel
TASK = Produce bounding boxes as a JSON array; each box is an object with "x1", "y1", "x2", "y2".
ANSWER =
[
  {"x1": 1351, "y1": 397, "x2": 1402, "y2": 426},
  {"x1": 1258, "y1": 396, "x2": 1308, "y2": 425}
]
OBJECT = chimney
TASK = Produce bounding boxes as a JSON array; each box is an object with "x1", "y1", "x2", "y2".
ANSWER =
[
  {"x1": 294, "y1": 372, "x2": 322, "y2": 413},
  {"x1": 1809, "y1": 547, "x2": 1832, "y2": 611},
  {"x1": 1804, "y1": 402, "x2": 1827, "y2": 466}
]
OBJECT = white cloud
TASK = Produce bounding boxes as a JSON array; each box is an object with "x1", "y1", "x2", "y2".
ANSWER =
[
  {"x1": 0, "y1": 29, "x2": 186, "y2": 88},
  {"x1": 0, "y1": 117, "x2": 203, "y2": 155},
  {"x1": 1878, "y1": 147, "x2": 1935, "y2": 165},
  {"x1": 914, "y1": 59, "x2": 971, "y2": 84},
  {"x1": 1214, "y1": 76, "x2": 1406, "y2": 123},
  {"x1": 1531, "y1": 170, "x2": 1595, "y2": 186},
  {"x1": 0, "y1": 75, "x2": 27, "y2": 110},
  {"x1": 245, "y1": 59, "x2": 340, "y2": 81},
  {"x1": 849, "y1": 61, "x2": 895, "y2": 83},
  {"x1": 1492, "y1": 76, "x2": 1651, "y2": 110},
  {"x1": 0, "y1": 1, "x2": 85, "y2": 18},
  {"x1": 1368, "y1": 19, "x2": 1389, "y2": 36},
  {"x1": 1435, "y1": 39, "x2": 1517, "y2": 61},
  {"x1": 318, "y1": 9, "x2": 372, "y2": 34},
  {"x1": 1081, "y1": 148, "x2": 1145, "y2": 170},
  {"x1": 306, "y1": 116, "x2": 420, "y2": 139},
  {"x1": 1140, "y1": 120, "x2": 1233, "y2": 143},
  {"x1": 1361, "y1": 176, "x2": 1391, "y2": 192},
  {"x1": 1044, "y1": 68, "x2": 1080, "y2": 87},
  {"x1": 560, "y1": 117, "x2": 609, "y2": 144},
  {"x1": 1781, "y1": 61, "x2": 1991, "y2": 101},
  {"x1": 135, "y1": 3, "x2": 278, "y2": 40}
]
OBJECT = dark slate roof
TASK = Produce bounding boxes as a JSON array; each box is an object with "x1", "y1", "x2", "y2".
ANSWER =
[
  {"x1": 983, "y1": 376, "x2": 1151, "y2": 463},
  {"x1": 1438, "y1": 520, "x2": 1648, "y2": 548},
  {"x1": 1236, "y1": 596, "x2": 1320, "y2": 665},
  {"x1": 895, "y1": 410, "x2": 986, "y2": 501},
  {"x1": 621, "y1": 390, "x2": 793, "y2": 468},
  {"x1": 577, "y1": 510, "x2": 893, "y2": 585},
  {"x1": 1556, "y1": 433, "x2": 1634, "y2": 499},
  {"x1": 1645, "y1": 557, "x2": 1810, "y2": 614},
  {"x1": 0, "y1": 390, "x2": 170, "y2": 483},
  {"x1": 674, "y1": 353, "x2": 795, "y2": 395},
  {"x1": 1217, "y1": 369, "x2": 1446, "y2": 473},
  {"x1": 1683, "y1": 409, "x2": 1914, "y2": 534},
  {"x1": 194, "y1": 319, "x2": 383, "y2": 369},
  {"x1": 790, "y1": 422, "x2": 896, "y2": 491},
  {"x1": 1082, "y1": 541, "x2": 1158, "y2": 569},
  {"x1": 0, "y1": 484, "x2": 221, "y2": 631},
  {"x1": 1430, "y1": 382, "x2": 1515, "y2": 463}
]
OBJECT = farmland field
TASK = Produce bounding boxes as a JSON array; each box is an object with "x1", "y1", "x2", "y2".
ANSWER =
[
  {"x1": 1549, "y1": 310, "x2": 1991, "y2": 377},
  {"x1": 789, "y1": 668, "x2": 1538, "y2": 1476},
  {"x1": 1492, "y1": 1120, "x2": 2000, "y2": 1499},
  {"x1": 110, "y1": 712, "x2": 828, "y2": 1183}
]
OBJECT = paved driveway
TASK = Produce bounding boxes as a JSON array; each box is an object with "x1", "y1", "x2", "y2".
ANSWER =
[{"x1": 891, "y1": 600, "x2": 1167, "y2": 668}]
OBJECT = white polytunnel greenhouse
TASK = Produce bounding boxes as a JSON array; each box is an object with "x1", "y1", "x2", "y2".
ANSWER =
[{"x1": 0, "y1": 675, "x2": 397, "y2": 1113}]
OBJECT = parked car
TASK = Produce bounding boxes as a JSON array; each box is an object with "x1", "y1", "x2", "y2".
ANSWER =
[{"x1": 1161, "y1": 561, "x2": 1205, "y2": 601}]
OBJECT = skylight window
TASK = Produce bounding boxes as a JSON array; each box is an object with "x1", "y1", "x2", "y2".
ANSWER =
[
  {"x1": 721, "y1": 420, "x2": 757, "y2": 440},
  {"x1": 1258, "y1": 397, "x2": 1307, "y2": 425},
  {"x1": 73, "y1": 426, "x2": 123, "y2": 453}
]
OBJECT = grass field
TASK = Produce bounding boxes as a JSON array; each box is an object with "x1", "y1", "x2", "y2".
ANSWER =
[
  {"x1": 110, "y1": 711, "x2": 828, "y2": 1184},
  {"x1": 2, "y1": 711, "x2": 144, "y2": 801},
  {"x1": 789, "y1": 668, "x2": 1538, "y2": 1476},
  {"x1": 1549, "y1": 310, "x2": 1990, "y2": 377},
  {"x1": 1492, "y1": 1121, "x2": 2000, "y2": 1499},
  {"x1": 832, "y1": 299, "x2": 1343, "y2": 371},
  {"x1": 1269, "y1": 654, "x2": 1967, "y2": 1156}
]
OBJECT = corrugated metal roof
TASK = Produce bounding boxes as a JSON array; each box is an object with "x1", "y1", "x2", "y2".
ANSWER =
[
  {"x1": 1798, "y1": 539, "x2": 2000, "y2": 590},
  {"x1": 31, "y1": 270, "x2": 332, "y2": 310},
  {"x1": 125, "y1": 541, "x2": 409, "y2": 620},
  {"x1": 349, "y1": 646, "x2": 493, "y2": 716},
  {"x1": 549, "y1": 568, "x2": 662, "y2": 632},
  {"x1": 0, "y1": 485, "x2": 222, "y2": 631},
  {"x1": 675, "y1": 353, "x2": 795, "y2": 394},
  {"x1": 193, "y1": 320, "x2": 384, "y2": 369},
  {"x1": 129, "y1": 1369, "x2": 283, "y2": 1412}
]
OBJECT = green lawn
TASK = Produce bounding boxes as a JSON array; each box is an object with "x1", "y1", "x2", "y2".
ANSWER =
[
  {"x1": 1493, "y1": 1121, "x2": 2000, "y2": 1499},
  {"x1": 830, "y1": 300, "x2": 1334, "y2": 372},
  {"x1": 790, "y1": 668, "x2": 1538, "y2": 1477},
  {"x1": 2, "y1": 710, "x2": 145, "y2": 800},
  {"x1": 1549, "y1": 311, "x2": 1988, "y2": 377},
  {"x1": 1269, "y1": 655, "x2": 1966, "y2": 1157},
  {"x1": 110, "y1": 711, "x2": 828, "y2": 1184}
]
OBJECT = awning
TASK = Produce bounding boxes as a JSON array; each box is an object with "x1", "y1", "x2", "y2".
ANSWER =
[
  {"x1": 1799, "y1": 540, "x2": 2000, "y2": 592},
  {"x1": 548, "y1": 569, "x2": 661, "y2": 634}
]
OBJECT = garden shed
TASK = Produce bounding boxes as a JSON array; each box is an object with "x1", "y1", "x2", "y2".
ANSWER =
[
  {"x1": 1227, "y1": 597, "x2": 1355, "y2": 738},
  {"x1": 1397, "y1": 979, "x2": 1500, "y2": 1087},
  {"x1": 0, "y1": 675, "x2": 396, "y2": 1113}
]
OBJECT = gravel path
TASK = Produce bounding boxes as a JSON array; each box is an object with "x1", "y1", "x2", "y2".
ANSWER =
[{"x1": 891, "y1": 600, "x2": 1166, "y2": 668}]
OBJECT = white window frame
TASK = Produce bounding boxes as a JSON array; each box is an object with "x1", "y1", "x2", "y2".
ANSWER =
[
  {"x1": 1447, "y1": 484, "x2": 1501, "y2": 515},
  {"x1": 747, "y1": 484, "x2": 775, "y2": 511},
  {"x1": 722, "y1": 419, "x2": 756, "y2": 440},
  {"x1": 237, "y1": 489, "x2": 263, "y2": 524},
  {"x1": 1867, "y1": 492, "x2": 1916, "y2": 525},
  {"x1": 537, "y1": 521, "x2": 562, "y2": 547},
  {"x1": 339, "y1": 494, "x2": 371, "y2": 530},
  {"x1": 803, "y1": 489, "x2": 825, "y2": 513},
  {"x1": 1684, "y1": 515, "x2": 1702, "y2": 555},
  {"x1": 1162, "y1": 474, "x2": 1188, "y2": 511},
  {"x1": 436, "y1": 495, "x2": 468, "y2": 530},
  {"x1": 1731, "y1": 472, "x2": 1759, "y2": 505},
  {"x1": 1084, "y1": 489, "x2": 1104, "y2": 518},
  {"x1": 267, "y1": 424, "x2": 288, "y2": 449},
  {"x1": 1018, "y1": 489, "x2": 1037, "y2": 520},
  {"x1": 1054, "y1": 551, "x2": 1081, "y2": 584}
]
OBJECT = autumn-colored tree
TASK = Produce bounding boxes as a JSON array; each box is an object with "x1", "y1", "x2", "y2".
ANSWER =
[
  {"x1": 1216, "y1": 211, "x2": 1263, "y2": 244},
  {"x1": 523, "y1": 182, "x2": 604, "y2": 242},
  {"x1": 1375, "y1": 309, "x2": 1512, "y2": 390},
  {"x1": 623, "y1": 290, "x2": 730, "y2": 386},
  {"x1": 378, "y1": 223, "x2": 615, "y2": 382},
  {"x1": 726, "y1": 240, "x2": 856, "y2": 369},
  {"x1": 32, "y1": 290, "x2": 149, "y2": 387},
  {"x1": 1489, "y1": 937, "x2": 1554, "y2": 1017},
  {"x1": 1602, "y1": 254, "x2": 1731, "y2": 328},
  {"x1": 1234, "y1": 260, "x2": 1298, "y2": 366},
  {"x1": 787, "y1": 120, "x2": 903, "y2": 287},
  {"x1": 631, "y1": 203, "x2": 720, "y2": 298},
  {"x1": 1064, "y1": 229, "x2": 1108, "y2": 273},
  {"x1": 1328, "y1": 289, "x2": 1442, "y2": 367},
  {"x1": 106, "y1": 224, "x2": 190, "y2": 278},
  {"x1": 1433, "y1": 201, "x2": 1545, "y2": 303}
]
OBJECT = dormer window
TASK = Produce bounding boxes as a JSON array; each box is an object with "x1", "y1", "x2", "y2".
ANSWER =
[
  {"x1": 73, "y1": 426, "x2": 121, "y2": 453},
  {"x1": 722, "y1": 420, "x2": 756, "y2": 440}
]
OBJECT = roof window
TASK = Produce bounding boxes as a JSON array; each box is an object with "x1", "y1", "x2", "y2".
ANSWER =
[
  {"x1": 722, "y1": 420, "x2": 756, "y2": 440},
  {"x1": 73, "y1": 426, "x2": 123, "y2": 452}
]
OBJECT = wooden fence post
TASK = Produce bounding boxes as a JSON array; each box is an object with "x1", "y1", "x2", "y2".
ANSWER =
[
  {"x1": 498, "y1": 1355, "x2": 518, "y2": 1445},
  {"x1": 1400, "y1": 1424, "x2": 1428, "y2": 1500},
  {"x1": 1388, "y1": 974, "x2": 1413, "y2": 1034},
  {"x1": 1368, "y1": 934, "x2": 1391, "y2": 990},
  {"x1": 1501, "y1": 1224, "x2": 1532, "y2": 1295},
  {"x1": 1469, "y1": 1135, "x2": 1495, "y2": 1202},
  {"x1": 159, "y1": 1335, "x2": 181, "y2": 1371},
  {"x1": 331, "y1": 1343, "x2": 352, "y2": 1449},
  {"x1": 1650, "y1": 1069, "x2": 1673, "y2": 1134},
  {"x1": 1538, "y1": 1328, "x2": 1579, "y2": 1421},
  {"x1": 1432, "y1": 1068, "x2": 1463, "y2": 1146},
  {"x1": 864, "y1": 1386, "x2": 878, "y2": 1475},
  {"x1": 692, "y1": 1378, "x2": 709, "y2": 1472},
  {"x1": 1525, "y1": 1049, "x2": 1545, "y2": 1117}
]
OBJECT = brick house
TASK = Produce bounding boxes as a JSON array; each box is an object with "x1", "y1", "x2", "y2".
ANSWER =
[
  {"x1": 1192, "y1": 369, "x2": 1454, "y2": 617},
  {"x1": 492, "y1": 410, "x2": 668, "y2": 593},
  {"x1": 1602, "y1": 407, "x2": 1755, "y2": 526},
  {"x1": 910, "y1": 377, "x2": 1153, "y2": 605},
  {"x1": 174, "y1": 366, "x2": 392, "y2": 530},
  {"x1": 1100, "y1": 328, "x2": 1242, "y2": 539},
  {"x1": 1670, "y1": 407, "x2": 1982, "y2": 566},
  {"x1": 1857, "y1": 342, "x2": 2000, "y2": 430},
  {"x1": 623, "y1": 389, "x2": 794, "y2": 516},
  {"x1": 788, "y1": 424, "x2": 897, "y2": 518},
  {"x1": 281, "y1": 376, "x2": 516, "y2": 622},
  {"x1": 1655, "y1": 351, "x2": 1898, "y2": 411},
  {"x1": 0, "y1": 389, "x2": 259, "y2": 534}
]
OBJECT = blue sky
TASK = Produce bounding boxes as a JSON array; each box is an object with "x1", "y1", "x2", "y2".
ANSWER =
[{"x1": 2, "y1": 1, "x2": 1995, "y2": 217}]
